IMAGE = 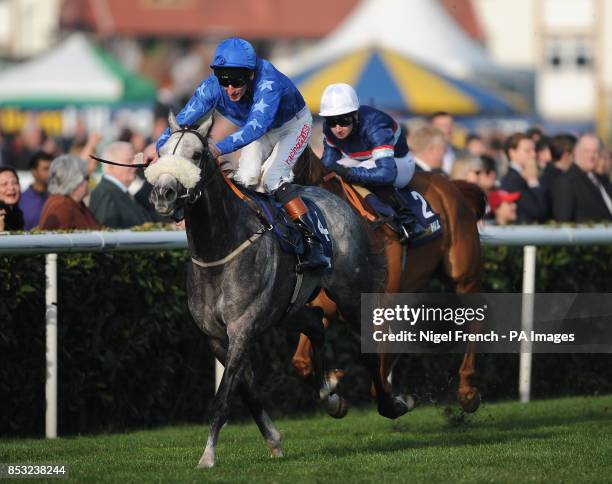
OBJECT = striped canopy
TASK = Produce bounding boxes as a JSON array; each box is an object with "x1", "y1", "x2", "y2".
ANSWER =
[{"x1": 291, "y1": 47, "x2": 517, "y2": 116}]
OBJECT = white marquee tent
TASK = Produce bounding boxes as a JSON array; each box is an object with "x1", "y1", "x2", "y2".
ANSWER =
[{"x1": 274, "y1": 0, "x2": 502, "y2": 79}]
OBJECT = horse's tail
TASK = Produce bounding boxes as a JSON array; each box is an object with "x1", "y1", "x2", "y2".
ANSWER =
[{"x1": 452, "y1": 180, "x2": 487, "y2": 221}]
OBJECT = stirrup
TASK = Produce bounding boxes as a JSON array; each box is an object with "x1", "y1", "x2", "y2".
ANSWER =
[
  {"x1": 405, "y1": 222, "x2": 432, "y2": 243},
  {"x1": 399, "y1": 224, "x2": 411, "y2": 244}
]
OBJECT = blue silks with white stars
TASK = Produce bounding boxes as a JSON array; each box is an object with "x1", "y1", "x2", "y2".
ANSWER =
[{"x1": 156, "y1": 59, "x2": 306, "y2": 155}]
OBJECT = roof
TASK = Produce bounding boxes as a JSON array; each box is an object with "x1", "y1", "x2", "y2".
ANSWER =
[
  {"x1": 60, "y1": 0, "x2": 359, "y2": 39},
  {"x1": 291, "y1": 46, "x2": 516, "y2": 116},
  {"x1": 440, "y1": 0, "x2": 484, "y2": 42}
]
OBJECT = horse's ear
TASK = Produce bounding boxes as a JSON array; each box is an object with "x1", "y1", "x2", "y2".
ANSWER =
[
  {"x1": 168, "y1": 110, "x2": 180, "y2": 132},
  {"x1": 197, "y1": 112, "x2": 213, "y2": 139}
]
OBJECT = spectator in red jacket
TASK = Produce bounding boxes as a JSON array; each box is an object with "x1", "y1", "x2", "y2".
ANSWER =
[{"x1": 39, "y1": 155, "x2": 101, "y2": 230}]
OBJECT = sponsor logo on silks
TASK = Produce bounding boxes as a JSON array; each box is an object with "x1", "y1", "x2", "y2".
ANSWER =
[{"x1": 284, "y1": 124, "x2": 311, "y2": 166}]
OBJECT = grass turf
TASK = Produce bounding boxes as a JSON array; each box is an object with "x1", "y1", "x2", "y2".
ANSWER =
[{"x1": 1, "y1": 395, "x2": 611, "y2": 483}]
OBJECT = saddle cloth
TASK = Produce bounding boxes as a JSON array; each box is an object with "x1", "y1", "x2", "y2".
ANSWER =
[
  {"x1": 349, "y1": 183, "x2": 442, "y2": 248},
  {"x1": 247, "y1": 189, "x2": 333, "y2": 273},
  {"x1": 394, "y1": 186, "x2": 443, "y2": 247}
]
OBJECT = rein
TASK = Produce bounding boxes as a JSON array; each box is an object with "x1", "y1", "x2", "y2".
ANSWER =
[{"x1": 90, "y1": 155, "x2": 152, "y2": 169}]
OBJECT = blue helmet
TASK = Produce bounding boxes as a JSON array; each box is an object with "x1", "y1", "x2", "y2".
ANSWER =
[{"x1": 210, "y1": 37, "x2": 257, "y2": 70}]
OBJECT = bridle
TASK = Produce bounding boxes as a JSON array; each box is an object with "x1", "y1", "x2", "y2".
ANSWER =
[{"x1": 169, "y1": 126, "x2": 219, "y2": 207}]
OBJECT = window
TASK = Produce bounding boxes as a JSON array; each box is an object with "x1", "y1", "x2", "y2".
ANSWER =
[{"x1": 544, "y1": 37, "x2": 593, "y2": 71}]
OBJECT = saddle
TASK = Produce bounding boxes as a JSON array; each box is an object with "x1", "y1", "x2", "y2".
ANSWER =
[
  {"x1": 325, "y1": 174, "x2": 442, "y2": 248},
  {"x1": 372, "y1": 186, "x2": 442, "y2": 247},
  {"x1": 243, "y1": 188, "x2": 333, "y2": 274}
]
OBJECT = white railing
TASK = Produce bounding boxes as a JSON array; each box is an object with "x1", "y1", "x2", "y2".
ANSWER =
[
  {"x1": 2, "y1": 224, "x2": 612, "y2": 437},
  {"x1": 3, "y1": 225, "x2": 611, "y2": 254}
]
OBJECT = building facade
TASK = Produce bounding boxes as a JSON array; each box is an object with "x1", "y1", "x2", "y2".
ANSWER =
[
  {"x1": 474, "y1": 0, "x2": 612, "y2": 140},
  {"x1": 0, "y1": 0, "x2": 61, "y2": 59}
]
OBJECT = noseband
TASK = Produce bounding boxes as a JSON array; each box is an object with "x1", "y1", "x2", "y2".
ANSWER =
[{"x1": 170, "y1": 126, "x2": 219, "y2": 206}]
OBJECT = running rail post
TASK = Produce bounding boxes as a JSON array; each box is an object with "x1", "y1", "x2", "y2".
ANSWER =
[
  {"x1": 519, "y1": 245, "x2": 536, "y2": 403},
  {"x1": 45, "y1": 253, "x2": 58, "y2": 438}
]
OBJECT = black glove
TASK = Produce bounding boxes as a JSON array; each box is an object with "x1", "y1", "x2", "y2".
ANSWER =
[{"x1": 334, "y1": 165, "x2": 351, "y2": 179}]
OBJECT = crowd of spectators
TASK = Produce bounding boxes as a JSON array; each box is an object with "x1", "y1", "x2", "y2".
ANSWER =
[
  {"x1": 406, "y1": 112, "x2": 612, "y2": 225},
  {"x1": 1, "y1": 110, "x2": 611, "y2": 232},
  {"x1": 0, "y1": 124, "x2": 163, "y2": 232}
]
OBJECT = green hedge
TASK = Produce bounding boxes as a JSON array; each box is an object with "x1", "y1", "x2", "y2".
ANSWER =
[{"x1": 1, "y1": 245, "x2": 611, "y2": 436}]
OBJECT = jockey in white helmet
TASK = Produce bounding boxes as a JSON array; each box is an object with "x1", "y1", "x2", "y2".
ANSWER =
[
  {"x1": 156, "y1": 37, "x2": 327, "y2": 271},
  {"x1": 319, "y1": 83, "x2": 426, "y2": 242}
]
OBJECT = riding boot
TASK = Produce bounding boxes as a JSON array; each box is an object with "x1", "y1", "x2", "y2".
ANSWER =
[
  {"x1": 275, "y1": 183, "x2": 328, "y2": 271},
  {"x1": 286, "y1": 198, "x2": 329, "y2": 271},
  {"x1": 384, "y1": 189, "x2": 431, "y2": 244}
]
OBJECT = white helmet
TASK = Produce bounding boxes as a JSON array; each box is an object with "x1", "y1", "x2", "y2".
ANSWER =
[{"x1": 319, "y1": 83, "x2": 360, "y2": 117}]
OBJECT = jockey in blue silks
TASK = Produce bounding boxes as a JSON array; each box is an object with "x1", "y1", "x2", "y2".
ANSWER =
[
  {"x1": 319, "y1": 83, "x2": 427, "y2": 242},
  {"x1": 156, "y1": 37, "x2": 326, "y2": 271}
]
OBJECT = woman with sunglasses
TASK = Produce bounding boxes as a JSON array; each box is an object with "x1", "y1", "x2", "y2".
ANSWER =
[
  {"x1": 156, "y1": 37, "x2": 327, "y2": 271},
  {"x1": 319, "y1": 83, "x2": 426, "y2": 242}
]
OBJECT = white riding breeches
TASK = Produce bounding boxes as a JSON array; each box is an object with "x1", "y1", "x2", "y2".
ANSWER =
[
  {"x1": 234, "y1": 107, "x2": 313, "y2": 193},
  {"x1": 337, "y1": 152, "x2": 416, "y2": 188}
]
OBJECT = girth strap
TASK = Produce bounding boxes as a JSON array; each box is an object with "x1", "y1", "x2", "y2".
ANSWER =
[
  {"x1": 191, "y1": 228, "x2": 270, "y2": 268},
  {"x1": 285, "y1": 272, "x2": 304, "y2": 315}
]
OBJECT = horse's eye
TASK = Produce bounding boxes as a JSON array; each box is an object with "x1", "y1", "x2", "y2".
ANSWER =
[{"x1": 193, "y1": 151, "x2": 202, "y2": 160}]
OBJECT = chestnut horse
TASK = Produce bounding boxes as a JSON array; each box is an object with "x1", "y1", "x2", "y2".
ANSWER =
[{"x1": 292, "y1": 147, "x2": 486, "y2": 413}]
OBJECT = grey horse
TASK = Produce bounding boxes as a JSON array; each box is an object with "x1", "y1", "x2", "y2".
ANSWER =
[{"x1": 148, "y1": 112, "x2": 411, "y2": 468}]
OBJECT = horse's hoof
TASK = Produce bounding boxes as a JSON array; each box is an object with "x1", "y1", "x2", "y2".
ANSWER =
[
  {"x1": 325, "y1": 393, "x2": 348, "y2": 419},
  {"x1": 270, "y1": 447, "x2": 284, "y2": 458},
  {"x1": 392, "y1": 396, "x2": 412, "y2": 418},
  {"x1": 379, "y1": 396, "x2": 411, "y2": 419},
  {"x1": 458, "y1": 388, "x2": 481, "y2": 414},
  {"x1": 265, "y1": 435, "x2": 284, "y2": 458},
  {"x1": 292, "y1": 357, "x2": 312, "y2": 378},
  {"x1": 400, "y1": 394, "x2": 416, "y2": 412},
  {"x1": 196, "y1": 450, "x2": 215, "y2": 469}
]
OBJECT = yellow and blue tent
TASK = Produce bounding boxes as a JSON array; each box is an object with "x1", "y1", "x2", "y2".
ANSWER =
[{"x1": 291, "y1": 46, "x2": 517, "y2": 116}]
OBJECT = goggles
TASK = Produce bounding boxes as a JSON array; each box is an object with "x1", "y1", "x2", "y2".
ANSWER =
[
  {"x1": 325, "y1": 115, "x2": 354, "y2": 128},
  {"x1": 214, "y1": 68, "x2": 251, "y2": 88}
]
